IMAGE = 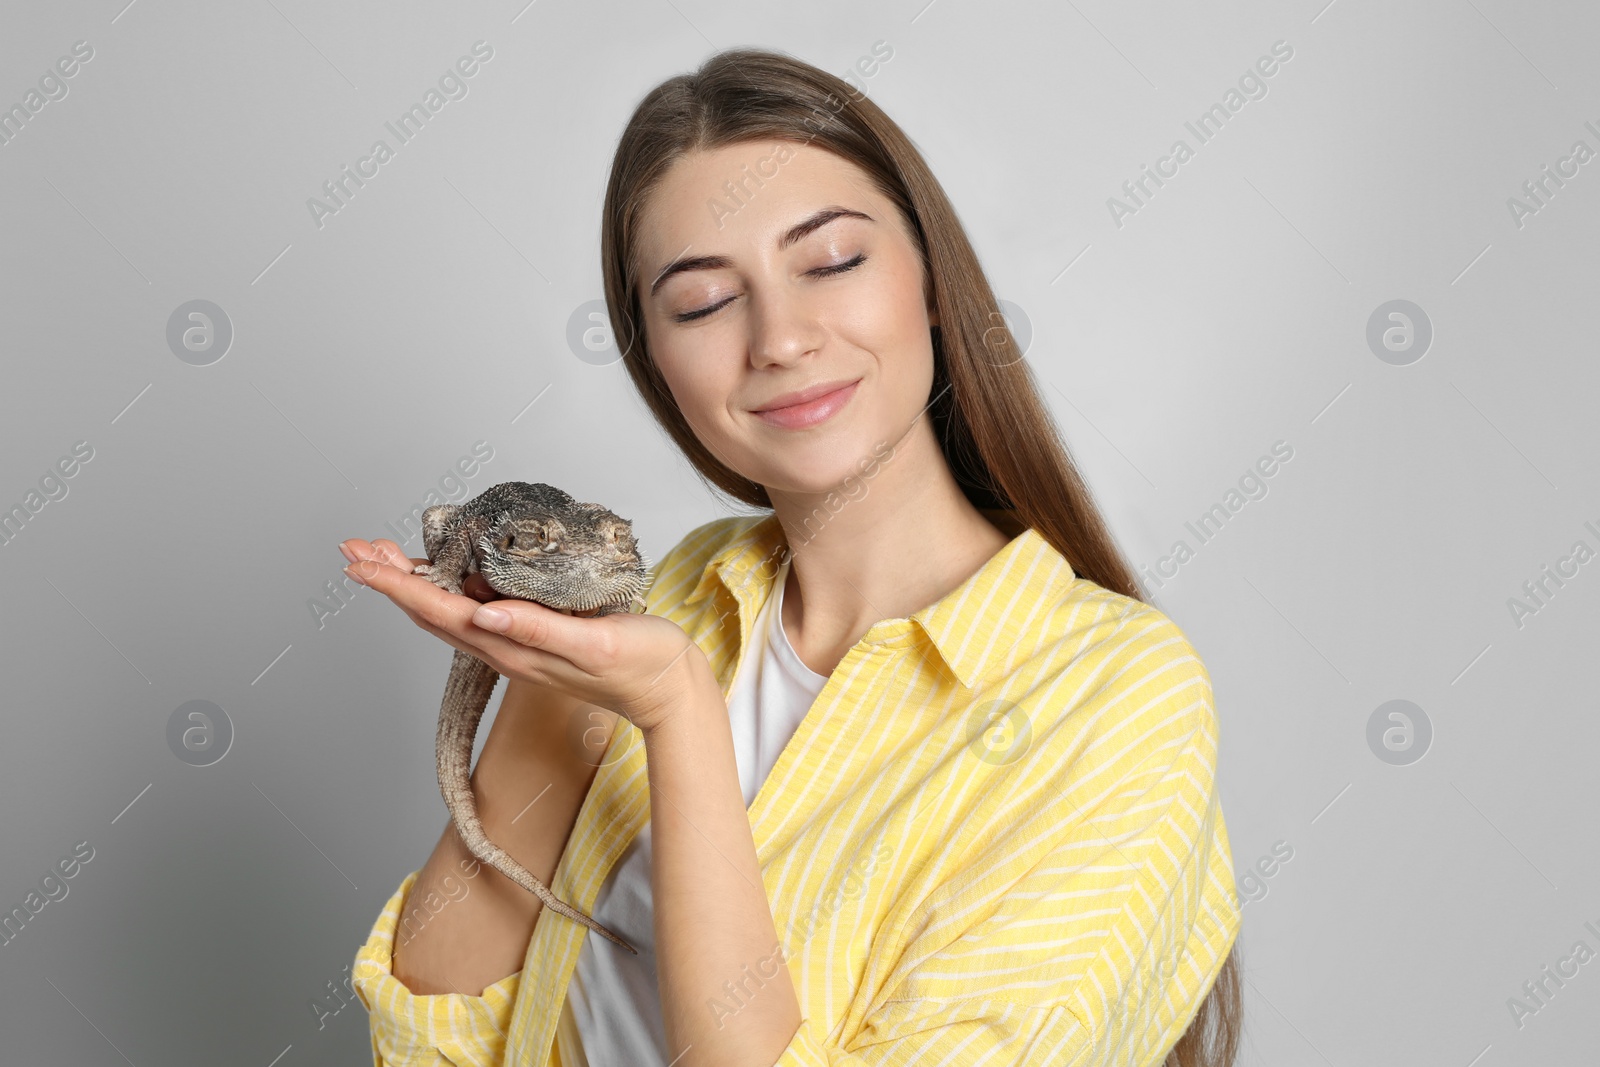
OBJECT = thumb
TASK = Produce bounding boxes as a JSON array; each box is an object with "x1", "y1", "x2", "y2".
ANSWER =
[{"x1": 471, "y1": 599, "x2": 571, "y2": 650}]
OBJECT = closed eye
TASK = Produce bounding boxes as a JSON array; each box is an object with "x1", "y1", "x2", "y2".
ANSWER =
[
  {"x1": 809, "y1": 252, "x2": 867, "y2": 278},
  {"x1": 673, "y1": 253, "x2": 869, "y2": 323}
]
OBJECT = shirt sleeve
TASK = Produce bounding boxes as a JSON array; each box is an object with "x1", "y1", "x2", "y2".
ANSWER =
[
  {"x1": 770, "y1": 616, "x2": 1241, "y2": 1067},
  {"x1": 351, "y1": 868, "x2": 520, "y2": 1067}
]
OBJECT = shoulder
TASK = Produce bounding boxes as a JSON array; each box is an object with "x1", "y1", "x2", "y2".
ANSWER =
[
  {"x1": 1006, "y1": 578, "x2": 1219, "y2": 779},
  {"x1": 1056, "y1": 580, "x2": 1212, "y2": 693}
]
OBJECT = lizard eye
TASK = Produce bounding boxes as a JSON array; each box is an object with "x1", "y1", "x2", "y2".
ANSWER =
[{"x1": 499, "y1": 527, "x2": 543, "y2": 553}]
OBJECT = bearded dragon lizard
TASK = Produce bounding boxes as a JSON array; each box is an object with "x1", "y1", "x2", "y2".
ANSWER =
[{"x1": 411, "y1": 481, "x2": 650, "y2": 954}]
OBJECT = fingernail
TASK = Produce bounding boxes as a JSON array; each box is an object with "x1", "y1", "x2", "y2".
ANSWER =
[
  {"x1": 338, "y1": 542, "x2": 357, "y2": 563},
  {"x1": 474, "y1": 606, "x2": 511, "y2": 631},
  {"x1": 344, "y1": 561, "x2": 376, "y2": 585}
]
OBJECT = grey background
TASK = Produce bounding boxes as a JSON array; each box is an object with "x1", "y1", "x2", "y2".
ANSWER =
[{"x1": 1, "y1": 0, "x2": 1595, "y2": 1063}]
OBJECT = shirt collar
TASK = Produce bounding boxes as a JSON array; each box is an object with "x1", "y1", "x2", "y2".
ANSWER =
[{"x1": 682, "y1": 508, "x2": 1075, "y2": 689}]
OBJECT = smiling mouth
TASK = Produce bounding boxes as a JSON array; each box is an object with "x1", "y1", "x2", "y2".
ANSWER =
[
  {"x1": 751, "y1": 378, "x2": 862, "y2": 430},
  {"x1": 751, "y1": 375, "x2": 863, "y2": 411}
]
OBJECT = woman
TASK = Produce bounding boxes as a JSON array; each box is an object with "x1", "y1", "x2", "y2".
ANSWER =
[{"x1": 341, "y1": 47, "x2": 1241, "y2": 1067}]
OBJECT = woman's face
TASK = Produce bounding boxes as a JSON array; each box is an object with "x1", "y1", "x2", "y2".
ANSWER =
[{"x1": 634, "y1": 139, "x2": 939, "y2": 497}]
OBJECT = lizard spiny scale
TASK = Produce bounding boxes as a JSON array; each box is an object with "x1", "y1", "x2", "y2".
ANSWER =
[{"x1": 412, "y1": 481, "x2": 651, "y2": 954}]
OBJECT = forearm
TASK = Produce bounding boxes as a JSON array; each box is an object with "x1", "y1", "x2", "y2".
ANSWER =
[
  {"x1": 393, "y1": 676, "x2": 608, "y2": 996},
  {"x1": 644, "y1": 656, "x2": 801, "y2": 1067}
]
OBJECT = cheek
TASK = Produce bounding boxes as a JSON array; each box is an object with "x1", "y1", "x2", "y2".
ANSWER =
[
  {"x1": 654, "y1": 339, "x2": 737, "y2": 423},
  {"x1": 837, "y1": 277, "x2": 934, "y2": 385},
  {"x1": 835, "y1": 256, "x2": 930, "y2": 349}
]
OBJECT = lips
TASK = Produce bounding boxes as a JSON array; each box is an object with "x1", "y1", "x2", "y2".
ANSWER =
[
  {"x1": 751, "y1": 378, "x2": 861, "y2": 430},
  {"x1": 752, "y1": 378, "x2": 862, "y2": 413}
]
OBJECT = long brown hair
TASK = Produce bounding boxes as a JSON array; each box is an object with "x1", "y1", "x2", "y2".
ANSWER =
[{"x1": 599, "y1": 46, "x2": 1241, "y2": 1066}]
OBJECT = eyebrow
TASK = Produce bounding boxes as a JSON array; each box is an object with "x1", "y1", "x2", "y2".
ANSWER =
[{"x1": 648, "y1": 206, "x2": 874, "y2": 297}]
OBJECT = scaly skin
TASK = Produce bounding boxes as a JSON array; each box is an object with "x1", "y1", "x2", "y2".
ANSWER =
[{"x1": 411, "y1": 481, "x2": 650, "y2": 955}]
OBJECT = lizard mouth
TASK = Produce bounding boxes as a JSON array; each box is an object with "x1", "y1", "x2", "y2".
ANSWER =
[{"x1": 479, "y1": 548, "x2": 647, "y2": 613}]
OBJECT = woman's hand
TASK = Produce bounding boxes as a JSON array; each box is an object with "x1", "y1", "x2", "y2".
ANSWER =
[{"x1": 337, "y1": 537, "x2": 707, "y2": 734}]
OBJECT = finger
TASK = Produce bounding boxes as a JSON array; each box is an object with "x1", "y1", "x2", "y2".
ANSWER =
[
  {"x1": 398, "y1": 591, "x2": 577, "y2": 683},
  {"x1": 340, "y1": 538, "x2": 380, "y2": 564},
  {"x1": 342, "y1": 557, "x2": 556, "y2": 675},
  {"x1": 468, "y1": 599, "x2": 601, "y2": 672},
  {"x1": 371, "y1": 539, "x2": 422, "y2": 570},
  {"x1": 462, "y1": 573, "x2": 499, "y2": 603},
  {"x1": 383, "y1": 591, "x2": 501, "y2": 663},
  {"x1": 343, "y1": 557, "x2": 479, "y2": 633},
  {"x1": 341, "y1": 538, "x2": 421, "y2": 572},
  {"x1": 341, "y1": 556, "x2": 578, "y2": 679},
  {"x1": 410, "y1": 614, "x2": 492, "y2": 664}
]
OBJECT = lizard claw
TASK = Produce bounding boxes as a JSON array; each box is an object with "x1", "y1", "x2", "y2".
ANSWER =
[{"x1": 411, "y1": 562, "x2": 466, "y2": 597}]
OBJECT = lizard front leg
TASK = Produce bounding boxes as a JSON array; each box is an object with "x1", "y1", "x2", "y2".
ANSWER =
[
  {"x1": 435, "y1": 647, "x2": 639, "y2": 955},
  {"x1": 420, "y1": 504, "x2": 462, "y2": 564},
  {"x1": 411, "y1": 524, "x2": 475, "y2": 595}
]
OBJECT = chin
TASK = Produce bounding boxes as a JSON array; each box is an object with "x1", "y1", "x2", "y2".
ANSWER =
[{"x1": 755, "y1": 442, "x2": 890, "y2": 500}]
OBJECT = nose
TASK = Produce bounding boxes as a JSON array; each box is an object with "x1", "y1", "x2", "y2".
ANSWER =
[{"x1": 747, "y1": 282, "x2": 825, "y2": 370}]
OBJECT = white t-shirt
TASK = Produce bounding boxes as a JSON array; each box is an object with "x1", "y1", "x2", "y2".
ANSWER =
[{"x1": 558, "y1": 556, "x2": 828, "y2": 1067}]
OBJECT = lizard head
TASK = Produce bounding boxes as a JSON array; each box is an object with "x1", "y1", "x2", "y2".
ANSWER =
[{"x1": 475, "y1": 503, "x2": 650, "y2": 614}]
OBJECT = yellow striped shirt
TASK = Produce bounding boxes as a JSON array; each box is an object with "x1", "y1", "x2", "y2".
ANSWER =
[{"x1": 352, "y1": 509, "x2": 1241, "y2": 1065}]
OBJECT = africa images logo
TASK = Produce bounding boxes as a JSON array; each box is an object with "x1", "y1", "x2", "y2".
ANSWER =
[
  {"x1": 1106, "y1": 39, "x2": 1295, "y2": 228},
  {"x1": 305, "y1": 41, "x2": 495, "y2": 230}
]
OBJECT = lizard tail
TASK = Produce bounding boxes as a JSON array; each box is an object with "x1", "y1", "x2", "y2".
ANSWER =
[{"x1": 435, "y1": 649, "x2": 640, "y2": 955}]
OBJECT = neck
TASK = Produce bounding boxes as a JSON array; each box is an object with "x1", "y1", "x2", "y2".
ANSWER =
[{"x1": 765, "y1": 418, "x2": 1011, "y2": 677}]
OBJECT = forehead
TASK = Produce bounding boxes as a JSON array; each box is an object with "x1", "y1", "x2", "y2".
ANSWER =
[{"x1": 635, "y1": 140, "x2": 888, "y2": 281}]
